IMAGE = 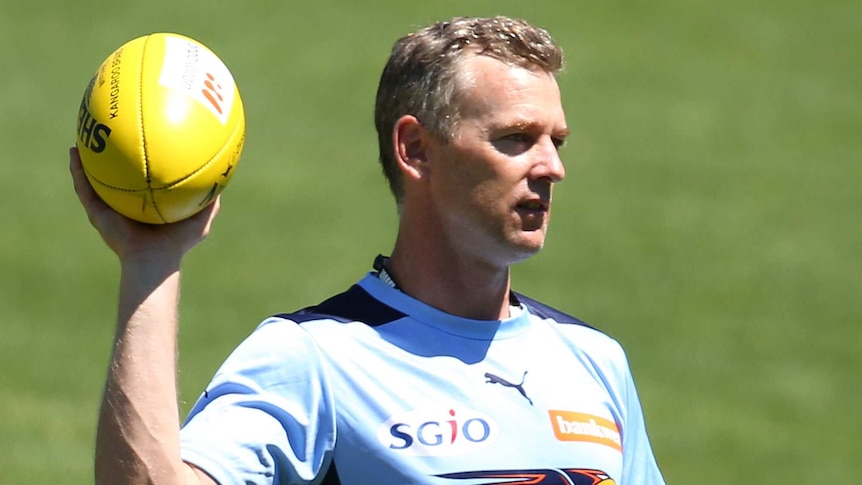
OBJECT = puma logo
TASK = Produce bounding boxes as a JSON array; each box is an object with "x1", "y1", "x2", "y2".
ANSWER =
[{"x1": 485, "y1": 371, "x2": 533, "y2": 406}]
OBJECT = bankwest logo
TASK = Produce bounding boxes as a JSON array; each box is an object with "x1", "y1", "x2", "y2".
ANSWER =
[{"x1": 548, "y1": 410, "x2": 622, "y2": 452}]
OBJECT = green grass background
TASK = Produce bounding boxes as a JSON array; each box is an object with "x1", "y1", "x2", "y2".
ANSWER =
[{"x1": 1, "y1": 0, "x2": 859, "y2": 482}]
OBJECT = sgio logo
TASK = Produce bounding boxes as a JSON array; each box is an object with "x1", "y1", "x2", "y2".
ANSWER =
[{"x1": 377, "y1": 408, "x2": 499, "y2": 456}]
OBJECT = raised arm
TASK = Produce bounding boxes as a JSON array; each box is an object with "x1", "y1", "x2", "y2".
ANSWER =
[{"x1": 70, "y1": 148, "x2": 218, "y2": 484}]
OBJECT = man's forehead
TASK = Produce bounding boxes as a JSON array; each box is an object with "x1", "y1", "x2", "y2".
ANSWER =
[
  {"x1": 455, "y1": 56, "x2": 563, "y2": 116},
  {"x1": 455, "y1": 55, "x2": 559, "y2": 102}
]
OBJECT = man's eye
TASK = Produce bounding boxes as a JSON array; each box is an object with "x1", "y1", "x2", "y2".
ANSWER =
[
  {"x1": 505, "y1": 133, "x2": 533, "y2": 144},
  {"x1": 493, "y1": 134, "x2": 534, "y2": 155}
]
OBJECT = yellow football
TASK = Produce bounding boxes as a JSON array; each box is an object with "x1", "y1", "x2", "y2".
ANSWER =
[{"x1": 76, "y1": 33, "x2": 245, "y2": 224}]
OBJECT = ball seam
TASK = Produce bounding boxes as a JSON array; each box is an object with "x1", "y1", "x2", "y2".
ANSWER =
[
  {"x1": 81, "y1": 168, "x2": 149, "y2": 193},
  {"x1": 139, "y1": 34, "x2": 167, "y2": 223},
  {"x1": 83, "y1": 99, "x2": 244, "y2": 193},
  {"x1": 159, "y1": 105, "x2": 244, "y2": 192}
]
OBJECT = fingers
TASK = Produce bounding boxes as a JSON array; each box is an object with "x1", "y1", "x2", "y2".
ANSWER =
[
  {"x1": 70, "y1": 146, "x2": 96, "y2": 207},
  {"x1": 70, "y1": 146, "x2": 114, "y2": 226},
  {"x1": 71, "y1": 145, "x2": 224, "y2": 258},
  {"x1": 182, "y1": 195, "x2": 221, "y2": 244},
  {"x1": 199, "y1": 196, "x2": 221, "y2": 237}
]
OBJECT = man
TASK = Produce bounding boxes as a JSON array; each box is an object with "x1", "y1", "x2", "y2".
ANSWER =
[{"x1": 72, "y1": 16, "x2": 665, "y2": 485}]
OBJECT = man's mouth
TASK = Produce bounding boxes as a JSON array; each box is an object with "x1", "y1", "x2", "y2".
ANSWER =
[{"x1": 517, "y1": 199, "x2": 548, "y2": 212}]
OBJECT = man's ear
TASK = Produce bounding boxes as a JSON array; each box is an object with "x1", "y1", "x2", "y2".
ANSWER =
[{"x1": 393, "y1": 115, "x2": 431, "y2": 182}]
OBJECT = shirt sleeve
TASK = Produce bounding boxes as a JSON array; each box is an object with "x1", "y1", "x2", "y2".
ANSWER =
[
  {"x1": 180, "y1": 317, "x2": 336, "y2": 485},
  {"x1": 619, "y1": 360, "x2": 665, "y2": 485}
]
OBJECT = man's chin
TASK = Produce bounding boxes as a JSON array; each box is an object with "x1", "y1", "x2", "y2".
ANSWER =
[{"x1": 506, "y1": 235, "x2": 546, "y2": 263}]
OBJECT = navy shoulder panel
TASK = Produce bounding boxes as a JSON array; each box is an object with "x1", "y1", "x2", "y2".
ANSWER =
[
  {"x1": 273, "y1": 284, "x2": 406, "y2": 327},
  {"x1": 320, "y1": 462, "x2": 340, "y2": 484},
  {"x1": 514, "y1": 292, "x2": 596, "y2": 330}
]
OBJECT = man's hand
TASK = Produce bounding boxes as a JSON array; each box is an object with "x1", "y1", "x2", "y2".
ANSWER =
[{"x1": 69, "y1": 146, "x2": 220, "y2": 262}]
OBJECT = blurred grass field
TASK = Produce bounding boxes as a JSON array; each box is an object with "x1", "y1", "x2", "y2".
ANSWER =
[{"x1": 1, "y1": 0, "x2": 859, "y2": 482}]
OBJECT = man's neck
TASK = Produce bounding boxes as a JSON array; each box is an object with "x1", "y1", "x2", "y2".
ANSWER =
[{"x1": 385, "y1": 244, "x2": 513, "y2": 321}]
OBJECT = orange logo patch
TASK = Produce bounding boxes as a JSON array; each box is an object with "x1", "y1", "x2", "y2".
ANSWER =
[
  {"x1": 548, "y1": 411, "x2": 622, "y2": 452},
  {"x1": 201, "y1": 72, "x2": 225, "y2": 114}
]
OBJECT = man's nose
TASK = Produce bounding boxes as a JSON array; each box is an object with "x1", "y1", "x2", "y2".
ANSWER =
[{"x1": 532, "y1": 138, "x2": 566, "y2": 183}]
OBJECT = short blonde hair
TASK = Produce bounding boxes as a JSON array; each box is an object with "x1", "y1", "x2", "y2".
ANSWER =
[{"x1": 374, "y1": 16, "x2": 564, "y2": 203}]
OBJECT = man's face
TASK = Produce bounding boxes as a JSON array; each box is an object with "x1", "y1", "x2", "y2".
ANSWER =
[{"x1": 426, "y1": 55, "x2": 569, "y2": 267}]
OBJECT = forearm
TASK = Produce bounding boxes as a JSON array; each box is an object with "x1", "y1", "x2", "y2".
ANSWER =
[
  {"x1": 95, "y1": 254, "x2": 192, "y2": 485},
  {"x1": 69, "y1": 146, "x2": 217, "y2": 484}
]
